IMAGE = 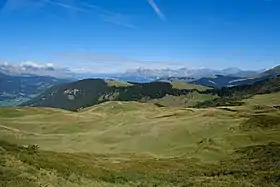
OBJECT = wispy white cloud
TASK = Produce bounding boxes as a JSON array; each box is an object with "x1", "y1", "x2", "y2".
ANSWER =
[
  {"x1": 100, "y1": 12, "x2": 136, "y2": 28},
  {"x1": 147, "y1": 0, "x2": 165, "y2": 20}
]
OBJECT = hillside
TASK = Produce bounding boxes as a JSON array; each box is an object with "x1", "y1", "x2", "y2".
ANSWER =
[
  {"x1": 4, "y1": 72, "x2": 280, "y2": 186},
  {"x1": 4, "y1": 100, "x2": 280, "y2": 156},
  {"x1": 253, "y1": 65, "x2": 280, "y2": 78},
  {"x1": 191, "y1": 75, "x2": 239, "y2": 88},
  {"x1": 191, "y1": 66, "x2": 280, "y2": 88},
  {"x1": 0, "y1": 72, "x2": 72, "y2": 106},
  {"x1": 195, "y1": 75, "x2": 280, "y2": 108},
  {"x1": 1, "y1": 93, "x2": 280, "y2": 186},
  {"x1": 1, "y1": 140, "x2": 280, "y2": 187},
  {"x1": 21, "y1": 79, "x2": 213, "y2": 111},
  {"x1": 20, "y1": 74, "x2": 280, "y2": 111},
  {"x1": 191, "y1": 74, "x2": 269, "y2": 88}
]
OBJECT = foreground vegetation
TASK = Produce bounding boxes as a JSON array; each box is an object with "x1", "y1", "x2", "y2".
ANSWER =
[{"x1": 1, "y1": 140, "x2": 280, "y2": 187}]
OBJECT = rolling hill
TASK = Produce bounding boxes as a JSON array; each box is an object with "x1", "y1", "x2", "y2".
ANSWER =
[{"x1": 1, "y1": 90, "x2": 280, "y2": 186}]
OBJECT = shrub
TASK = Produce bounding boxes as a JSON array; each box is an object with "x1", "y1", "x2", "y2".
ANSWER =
[{"x1": 27, "y1": 144, "x2": 39, "y2": 154}]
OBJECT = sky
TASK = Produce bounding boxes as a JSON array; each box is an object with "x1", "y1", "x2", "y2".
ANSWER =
[{"x1": 0, "y1": 0, "x2": 280, "y2": 73}]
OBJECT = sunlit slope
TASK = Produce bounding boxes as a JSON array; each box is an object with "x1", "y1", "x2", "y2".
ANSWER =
[
  {"x1": 1, "y1": 93, "x2": 280, "y2": 186},
  {"x1": 148, "y1": 81, "x2": 216, "y2": 107},
  {"x1": 1, "y1": 100, "x2": 280, "y2": 161},
  {"x1": 195, "y1": 75, "x2": 280, "y2": 108},
  {"x1": 171, "y1": 81, "x2": 210, "y2": 91},
  {"x1": 244, "y1": 91, "x2": 280, "y2": 107},
  {"x1": 148, "y1": 92, "x2": 218, "y2": 107}
]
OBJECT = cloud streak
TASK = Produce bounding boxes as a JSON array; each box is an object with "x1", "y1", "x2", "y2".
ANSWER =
[
  {"x1": 147, "y1": 0, "x2": 165, "y2": 20},
  {"x1": 82, "y1": 2, "x2": 136, "y2": 28},
  {"x1": 100, "y1": 12, "x2": 136, "y2": 28},
  {"x1": 46, "y1": 0, "x2": 136, "y2": 28}
]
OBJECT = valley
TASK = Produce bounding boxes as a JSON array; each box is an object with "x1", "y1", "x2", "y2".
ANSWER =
[{"x1": 0, "y1": 72, "x2": 73, "y2": 107}]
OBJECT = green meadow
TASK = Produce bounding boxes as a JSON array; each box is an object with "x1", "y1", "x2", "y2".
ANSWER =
[{"x1": 1, "y1": 92, "x2": 280, "y2": 186}]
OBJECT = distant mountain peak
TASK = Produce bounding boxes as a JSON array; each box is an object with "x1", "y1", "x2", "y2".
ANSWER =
[{"x1": 122, "y1": 67, "x2": 259, "y2": 80}]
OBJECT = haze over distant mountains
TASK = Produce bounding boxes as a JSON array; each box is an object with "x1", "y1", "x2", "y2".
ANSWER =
[
  {"x1": 0, "y1": 62, "x2": 264, "y2": 81},
  {"x1": 123, "y1": 67, "x2": 262, "y2": 79}
]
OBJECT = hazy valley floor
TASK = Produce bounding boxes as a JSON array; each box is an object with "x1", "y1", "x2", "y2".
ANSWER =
[{"x1": 1, "y1": 92, "x2": 280, "y2": 186}]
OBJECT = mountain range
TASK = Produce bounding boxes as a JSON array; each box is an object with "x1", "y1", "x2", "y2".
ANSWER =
[
  {"x1": 190, "y1": 65, "x2": 280, "y2": 88},
  {"x1": 1, "y1": 62, "x2": 280, "y2": 107},
  {"x1": 155, "y1": 65, "x2": 280, "y2": 88},
  {"x1": 122, "y1": 67, "x2": 261, "y2": 80},
  {"x1": 0, "y1": 62, "x2": 263, "y2": 81}
]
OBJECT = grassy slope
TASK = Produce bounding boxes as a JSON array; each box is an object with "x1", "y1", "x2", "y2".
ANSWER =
[
  {"x1": 244, "y1": 91, "x2": 280, "y2": 106},
  {"x1": 1, "y1": 92, "x2": 280, "y2": 186},
  {"x1": 148, "y1": 92, "x2": 218, "y2": 108},
  {"x1": 195, "y1": 75, "x2": 280, "y2": 108},
  {"x1": 1, "y1": 140, "x2": 280, "y2": 187},
  {"x1": 105, "y1": 79, "x2": 133, "y2": 87},
  {"x1": 148, "y1": 81, "x2": 216, "y2": 107},
  {"x1": 1, "y1": 98, "x2": 280, "y2": 158},
  {"x1": 0, "y1": 102, "x2": 248, "y2": 158},
  {"x1": 171, "y1": 81, "x2": 210, "y2": 91}
]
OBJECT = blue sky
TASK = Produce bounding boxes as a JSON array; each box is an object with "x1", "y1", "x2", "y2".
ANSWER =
[{"x1": 0, "y1": 0, "x2": 280, "y2": 73}]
